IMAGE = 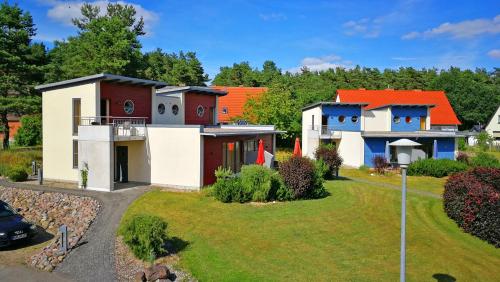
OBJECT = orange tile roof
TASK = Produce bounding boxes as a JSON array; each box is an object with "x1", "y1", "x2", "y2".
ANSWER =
[
  {"x1": 212, "y1": 86, "x2": 268, "y2": 122},
  {"x1": 337, "y1": 89, "x2": 461, "y2": 125}
]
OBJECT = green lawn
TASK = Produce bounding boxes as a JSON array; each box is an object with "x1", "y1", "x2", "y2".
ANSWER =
[
  {"x1": 120, "y1": 180, "x2": 500, "y2": 281},
  {"x1": 340, "y1": 168, "x2": 447, "y2": 195}
]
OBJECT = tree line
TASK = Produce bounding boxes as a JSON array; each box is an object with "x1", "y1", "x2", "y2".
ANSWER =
[{"x1": 1, "y1": 2, "x2": 498, "y2": 149}]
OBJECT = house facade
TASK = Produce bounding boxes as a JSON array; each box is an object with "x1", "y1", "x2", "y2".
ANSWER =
[
  {"x1": 37, "y1": 74, "x2": 281, "y2": 192},
  {"x1": 212, "y1": 86, "x2": 268, "y2": 123},
  {"x1": 485, "y1": 105, "x2": 500, "y2": 143},
  {"x1": 302, "y1": 89, "x2": 462, "y2": 167}
]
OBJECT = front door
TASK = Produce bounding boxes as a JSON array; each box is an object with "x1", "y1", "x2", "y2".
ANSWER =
[{"x1": 115, "y1": 146, "x2": 128, "y2": 183}]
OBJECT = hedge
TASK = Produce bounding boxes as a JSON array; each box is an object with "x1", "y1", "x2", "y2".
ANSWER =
[
  {"x1": 443, "y1": 167, "x2": 500, "y2": 247},
  {"x1": 407, "y1": 158, "x2": 468, "y2": 177}
]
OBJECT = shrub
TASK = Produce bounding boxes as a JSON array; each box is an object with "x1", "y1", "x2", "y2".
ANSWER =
[
  {"x1": 0, "y1": 147, "x2": 42, "y2": 176},
  {"x1": 456, "y1": 152, "x2": 470, "y2": 164},
  {"x1": 372, "y1": 155, "x2": 389, "y2": 174},
  {"x1": 470, "y1": 152, "x2": 500, "y2": 168},
  {"x1": 314, "y1": 159, "x2": 330, "y2": 180},
  {"x1": 457, "y1": 138, "x2": 467, "y2": 151},
  {"x1": 443, "y1": 168, "x2": 500, "y2": 247},
  {"x1": 476, "y1": 132, "x2": 494, "y2": 151},
  {"x1": 212, "y1": 167, "x2": 248, "y2": 203},
  {"x1": 314, "y1": 144, "x2": 343, "y2": 178},
  {"x1": 7, "y1": 166, "x2": 28, "y2": 182},
  {"x1": 240, "y1": 165, "x2": 274, "y2": 202},
  {"x1": 119, "y1": 214, "x2": 168, "y2": 261},
  {"x1": 279, "y1": 156, "x2": 325, "y2": 199},
  {"x1": 407, "y1": 158, "x2": 468, "y2": 178},
  {"x1": 14, "y1": 115, "x2": 42, "y2": 147}
]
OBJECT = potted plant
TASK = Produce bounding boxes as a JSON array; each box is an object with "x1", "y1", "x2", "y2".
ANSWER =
[{"x1": 80, "y1": 162, "x2": 89, "y2": 189}]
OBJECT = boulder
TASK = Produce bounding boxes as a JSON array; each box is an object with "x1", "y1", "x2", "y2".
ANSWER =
[
  {"x1": 134, "y1": 271, "x2": 146, "y2": 282},
  {"x1": 145, "y1": 264, "x2": 170, "y2": 281}
]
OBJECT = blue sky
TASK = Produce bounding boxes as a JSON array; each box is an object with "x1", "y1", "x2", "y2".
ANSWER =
[{"x1": 16, "y1": 0, "x2": 500, "y2": 79}]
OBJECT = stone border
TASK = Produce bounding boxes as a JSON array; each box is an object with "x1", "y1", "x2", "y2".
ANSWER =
[{"x1": 0, "y1": 186, "x2": 100, "y2": 271}]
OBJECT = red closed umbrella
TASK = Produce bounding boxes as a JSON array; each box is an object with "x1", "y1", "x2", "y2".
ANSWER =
[
  {"x1": 256, "y1": 139, "x2": 265, "y2": 165},
  {"x1": 293, "y1": 137, "x2": 302, "y2": 157}
]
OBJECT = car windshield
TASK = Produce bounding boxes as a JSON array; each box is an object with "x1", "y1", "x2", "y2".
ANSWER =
[{"x1": 0, "y1": 202, "x2": 16, "y2": 218}]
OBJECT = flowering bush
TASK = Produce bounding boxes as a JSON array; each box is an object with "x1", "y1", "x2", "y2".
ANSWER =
[{"x1": 443, "y1": 167, "x2": 500, "y2": 247}]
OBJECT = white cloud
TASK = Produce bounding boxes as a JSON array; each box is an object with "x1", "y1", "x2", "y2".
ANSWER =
[
  {"x1": 44, "y1": 1, "x2": 158, "y2": 34},
  {"x1": 487, "y1": 49, "x2": 500, "y2": 59},
  {"x1": 287, "y1": 55, "x2": 352, "y2": 73},
  {"x1": 402, "y1": 14, "x2": 500, "y2": 40},
  {"x1": 342, "y1": 18, "x2": 380, "y2": 38},
  {"x1": 259, "y1": 13, "x2": 287, "y2": 21}
]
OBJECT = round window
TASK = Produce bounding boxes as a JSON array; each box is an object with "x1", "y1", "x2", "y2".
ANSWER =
[
  {"x1": 123, "y1": 100, "x2": 134, "y2": 115},
  {"x1": 393, "y1": 116, "x2": 401, "y2": 124},
  {"x1": 196, "y1": 105, "x2": 204, "y2": 117},
  {"x1": 338, "y1": 115, "x2": 345, "y2": 123},
  {"x1": 172, "y1": 104, "x2": 179, "y2": 115},
  {"x1": 158, "y1": 103, "x2": 165, "y2": 114},
  {"x1": 405, "y1": 116, "x2": 412, "y2": 123},
  {"x1": 351, "y1": 116, "x2": 359, "y2": 123}
]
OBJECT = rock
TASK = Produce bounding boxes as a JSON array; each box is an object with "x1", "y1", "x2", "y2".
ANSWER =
[
  {"x1": 145, "y1": 264, "x2": 170, "y2": 281},
  {"x1": 134, "y1": 271, "x2": 147, "y2": 282},
  {"x1": 156, "y1": 279, "x2": 172, "y2": 282}
]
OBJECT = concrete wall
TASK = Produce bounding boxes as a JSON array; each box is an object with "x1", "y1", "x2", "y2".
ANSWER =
[
  {"x1": 363, "y1": 108, "x2": 390, "y2": 131},
  {"x1": 147, "y1": 125, "x2": 203, "y2": 189},
  {"x1": 78, "y1": 125, "x2": 114, "y2": 191},
  {"x1": 302, "y1": 106, "x2": 322, "y2": 158},
  {"x1": 152, "y1": 92, "x2": 184, "y2": 124},
  {"x1": 42, "y1": 82, "x2": 98, "y2": 182},
  {"x1": 337, "y1": 131, "x2": 364, "y2": 167}
]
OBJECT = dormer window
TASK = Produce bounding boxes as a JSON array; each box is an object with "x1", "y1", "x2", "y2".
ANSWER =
[
  {"x1": 338, "y1": 115, "x2": 345, "y2": 123},
  {"x1": 222, "y1": 107, "x2": 228, "y2": 114},
  {"x1": 393, "y1": 116, "x2": 401, "y2": 124},
  {"x1": 405, "y1": 116, "x2": 412, "y2": 123}
]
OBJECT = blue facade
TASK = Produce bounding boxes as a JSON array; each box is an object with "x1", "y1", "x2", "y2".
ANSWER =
[
  {"x1": 391, "y1": 106, "x2": 427, "y2": 132},
  {"x1": 363, "y1": 137, "x2": 455, "y2": 167},
  {"x1": 322, "y1": 105, "x2": 361, "y2": 131}
]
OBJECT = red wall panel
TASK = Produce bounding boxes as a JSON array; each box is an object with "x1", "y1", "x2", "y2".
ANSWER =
[
  {"x1": 203, "y1": 134, "x2": 274, "y2": 185},
  {"x1": 100, "y1": 82, "x2": 152, "y2": 123},
  {"x1": 184, "y1": 92, "x2": 216, "y2": 125}
]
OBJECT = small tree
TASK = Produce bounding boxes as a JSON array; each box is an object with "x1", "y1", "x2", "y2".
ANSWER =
[
  {"x1": 476, "y1": 131, "x2": 494, "y2": 151},
  {"x1": 314, "y1": 144, "x2": 343, "y2": 178},
  {"x1": 14, "y1": 115, "x2": 42, "y2": 146}
]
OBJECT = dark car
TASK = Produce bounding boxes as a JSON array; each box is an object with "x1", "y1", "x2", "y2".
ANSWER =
[{"x1": 0, "y1": 200, "x2": 37, "y2": 248}]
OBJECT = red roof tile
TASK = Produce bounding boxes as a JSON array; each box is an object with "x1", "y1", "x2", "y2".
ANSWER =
[
  {"x1": 336, "y1": 89, "x2": 461, "y2": 125},
  {"x1": 212, "y1": 86, "x2": 268, "y2": 122}
]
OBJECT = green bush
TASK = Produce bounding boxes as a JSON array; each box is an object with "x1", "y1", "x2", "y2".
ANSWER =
[
  {"x1": 14, "y1": 115, "x2": 42, "y2": 147},
  {"x1": 408, "y1": 158, "x2": 468, "y2": 178},
  {"x1": 457, "y1": 138, "x2": 467, "y2": 151},
  {"x1": 476, "y1": 132, "x2": 494, "y2": 151},
  {"x1": 358, "y1": 165, "x2": 370, "y2": 172},
  {"x1": 314, "y1": 159, "x2": 330, "y2": 180},
  {"x1": 470, "y1": 152, "x2": 500, "y2": 168},
  {"x1": 0, "y1": 147, "x2": 41, "y2": 176},
  {"x1": 6, "y1": 166, "x2": 28, "y2": 182},
  {"x1": 240, "y1": 165, "x2": 274, "y2": 202},
  {"x1": 119, "y1": 214, "x2": 168, "y2": 261}
]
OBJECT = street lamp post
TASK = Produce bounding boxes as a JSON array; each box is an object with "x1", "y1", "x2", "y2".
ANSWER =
[{"x1": 389, "y1": 139, "x2": 421, "y2": 282}]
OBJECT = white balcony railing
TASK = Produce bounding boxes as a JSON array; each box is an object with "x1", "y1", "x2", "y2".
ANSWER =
[
  {"x1": 80, "y1": 116, "x2": 146, "y2": 138},
  {"x1": 308, "y1": 125, "x2": 342, "y2": 139}
]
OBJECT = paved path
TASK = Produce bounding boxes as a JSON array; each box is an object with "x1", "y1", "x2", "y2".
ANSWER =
[
  {"x1": 344, "y1": 176, "x2": 442, "y2": 199},
  {"x1": 0, "y1": 179, "x2": 149, "y2": 282}
]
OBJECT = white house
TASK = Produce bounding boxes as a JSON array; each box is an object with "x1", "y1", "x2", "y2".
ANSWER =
[{"x1": 485, "y1": 105, "x2": 500, "y2": 144}]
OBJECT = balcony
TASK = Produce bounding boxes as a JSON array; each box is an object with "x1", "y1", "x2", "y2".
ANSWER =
[
  {"x1": 80, "y1": 116, "x2": 146, "y2": 140},
  {"x1": 308, "y1": 125, "x2": 342, "y2": 139}
]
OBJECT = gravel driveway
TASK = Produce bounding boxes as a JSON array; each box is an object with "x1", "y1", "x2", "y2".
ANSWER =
[{"x1": 0, "y1": 179, "x2": 149, "y2": 282}]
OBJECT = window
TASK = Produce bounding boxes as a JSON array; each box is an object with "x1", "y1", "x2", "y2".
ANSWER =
[
  {"x1": 498, "y1": 115, "x2": 500, "y2": 124},
  {"x1": 196, "y1": 105, "x2": 205, "y2": 117},
  {"x1": 72, "y1": 140, "x2": 78, "y2": 169},
  {"x1": 351, "y1": 116, "x2": 359, "y2": 123},
  {"x1": 312, "y1": 115, "x2": 315, "y2": 129},
  {"x1": 222, "y1": 107, "x2": 228, "y2": 114},
  {"x1": 338, "y1": 115, "x2": 345, "y2": 123},
  {"x1": 124, "y1": 100, "x2": 134, "y2": 115},
  {"x1": 405, "y1": 116, "x2": 412, "y2": 123},
  {"x1": 393, "y1": 116, "x2": 401, "y2": 124},
  {"x1": 172, "y1": 104, "x2": 179, "y2": 115},
  {"x1": 222, "y1": 142, "x2": 241, "y2": 173},
  {"x1": 72, "y1": 98, "x2": 81, "y2": 135},
  {"x1": 157, "y1": 103, "x2": 165, "y2": 114},
  {"x1": 244, "y1": 139, "x2": 258, "y2": 152}
]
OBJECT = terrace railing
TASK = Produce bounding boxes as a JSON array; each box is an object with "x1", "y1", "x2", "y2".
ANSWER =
[
  {"x1": 80, "y1": 116, "x2": 146, "y2": 138},
  {"x1": 308, "y1": 125, "x2": 342, "y2": 139}
]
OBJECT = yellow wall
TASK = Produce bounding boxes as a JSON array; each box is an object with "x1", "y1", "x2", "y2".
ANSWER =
[
  {"x1": 114, "y1": 140, "x2": 150, "y2": 183},
  {"x1": 42, "y1": 82, "x2": 98, "y2": 182}
]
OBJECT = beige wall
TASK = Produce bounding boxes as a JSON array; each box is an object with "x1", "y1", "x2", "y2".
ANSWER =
[
  {"x1": 147, "y1": 125, "x2": 203, "y2": 189},
  {"x1": 363, "y1": 107, "x2": 390, "y2": 131},
  {"x1": 114, "y1": 140, "x2": 150, "y2": 183},
  {"x1": 337, "y1": 131, "x2": 364, "y2": 167},
  {"x1": 302, "y1": 106, "x2": 322, "y2": 158},
  {"x1": 42, "y1": 82, "x2": 98, "y2": 182}
]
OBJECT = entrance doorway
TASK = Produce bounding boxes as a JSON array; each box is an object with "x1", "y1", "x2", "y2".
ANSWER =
[{"x1": 115, "y1": 146, "x2": 128, "y2": 183}]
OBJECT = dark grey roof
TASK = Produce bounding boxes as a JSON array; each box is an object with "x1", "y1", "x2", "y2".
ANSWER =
[
  {"x1": 156, "y1": 86, "x2": 227, "y2": 96},
  {"x1": 302, "y1": 102, "x2": 369, "y2": 111},
  {"x1": 35, "y1": 73, "x2": 168, "y2": 91}
]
